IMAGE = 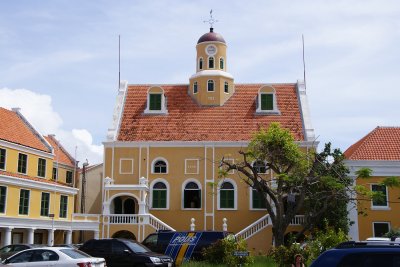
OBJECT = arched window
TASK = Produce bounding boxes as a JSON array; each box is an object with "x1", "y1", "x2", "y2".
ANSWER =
[
  {"x1": 219, "y1": 57, "x2": 224, "y2": 69},
  {"x1": 152, "y1": 182, "x2": 167, "y2": 208},
  {"x1": 153, "y1": 160, "x2": 167, "y2": 173},
  {"x1": 183, "y1": 182, "x2": 201, "y2": 209},
  {"x1": 193, "y1": 82, "x2": 198, "y2": 94},
  {"x1": 253, "y1": 160, "x2": 267, "y2": 174},
  {"x1": 219, "y1": 181, "x2": 235, "y2": 209},
  {"x1": 224, "y1": 82, "x2": 229, "y2": 93},
  {"x1": 252, "y1": 188, "x2": 267, "y2": 209},
  {"x1": 199, "y1": 58, "x2": 203, "y2": 70},
  {"x1": 208, "y1": 57, "x2": 214, "y2": 68},
  {"x1": 207, "y1": 80, "x2": 214, "y2": 92}
]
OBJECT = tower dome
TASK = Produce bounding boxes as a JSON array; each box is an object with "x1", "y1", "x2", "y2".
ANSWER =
[{"x1": 197, "y1": 28, "x2": 226, "y2": 44}]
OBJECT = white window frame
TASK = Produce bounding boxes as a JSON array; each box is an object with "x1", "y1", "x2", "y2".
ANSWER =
[
  {"x1": 373, "y1": 221, "x2": 390, "y2": 237},
  {"x1": 371, "y1": 184, "x2": 390, "y2": 210},
  {"x1": 119, "y1": 158, "x2": 134, "y2": 174},
  {"x1": 198, "y1": 57, "x2": 203, "y2": 71},
  {"x1": 149, "y1": 178, "x2": 170, "y2": 210},
  {"x1": 256, "y1": 87, "x2": 281, "y2": 115},
  {"x1": 193, "y1": 82, "x2": 198, "y2": 94},
  {"x1": 37, "y1": 158, "x2": 46, "y2": 178},
  {"x1": 0, "y1": 147, "x2": 6, "y2": 171},
  {"x1": 219, "y1": 57, "x2": 224, "y2": 70},
  {"x1": 207, "y1": 80, "x2": 215, "y2": 92},
  {"x1": 185, "y1": 159, "x2": 199, "y2": 175},
  {"x1": 144, "y1": 87, "x2": 168, "y2": 114},
  {"x1": 17, "y1": 153, "x2": 28, "y2": 175},
  {"x1": 18, "y1": 188, "x2": 30, "y2": 216},
  {"x1": 151, "y1": 157, "x2": 169, "y2": 174},
  {"x1": 208, "y1": 56, "x2": 215, "y2": 69},
  {"x1": 59, "y1": 194, "x2": 68, "y2": 219},
  {"x1": 217, "y1": 178, "x2": 237, "y2": 210},
  {"x1": 182, "y1": 179, "x2": 202, "y2": 210},
  {"x1": 249, "y1": 187, "x2": 268, "y2": 210},
  {"x1": 0, "y1": 185, "x2": 8, "y2": 214},
  {"x1": 251, "y1": 160, "x2": 269, "y2": 174}
]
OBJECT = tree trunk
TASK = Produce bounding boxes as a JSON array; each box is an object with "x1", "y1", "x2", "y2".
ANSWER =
[{"x1": 272, "y1": 224, "x2": 286, "y2": 247}]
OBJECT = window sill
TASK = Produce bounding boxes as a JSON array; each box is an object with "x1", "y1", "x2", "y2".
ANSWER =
[
  {"x1": 250, "y1": 208, "x2": 268, "y2": 211},
  {"x1": 143, "y1": 109, "x2": 168, "y2": 115},
  {"x1": 217, "y1": 208, "x2": 237, "y2": 211},
  {"x1": 182, "y1": 208, "x2": 202, "y2": 211},
  {"x1": 255, "y1": 109, "x2": 281, "y2": 115},
  {"x1": 150, "y1": 208, "x2": 169, "y2": 210},
  {"x1": 371, "y1": 206, "x2": 391, "y2": 211}
]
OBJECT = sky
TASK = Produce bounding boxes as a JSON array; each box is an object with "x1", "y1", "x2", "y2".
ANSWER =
[{"x1": 0, "y1": 0, "x2": 399, "y2": 165}]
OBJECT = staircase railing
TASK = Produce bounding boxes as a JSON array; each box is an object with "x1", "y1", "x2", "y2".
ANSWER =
[
  {"x1": 235, "y1": 214, "x2": 271, "y2": 240},
  {"x1": 148, "y1": 214, "x2": 176, "y2": 231}
]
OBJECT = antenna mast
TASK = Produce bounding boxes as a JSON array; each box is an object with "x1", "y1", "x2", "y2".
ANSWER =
[
  {"x1": 302, "y1": 34, "x2": 307, "y2": 90},
  {"x1": 118, "y1": 34, "x2": 121, "y2": 90}
]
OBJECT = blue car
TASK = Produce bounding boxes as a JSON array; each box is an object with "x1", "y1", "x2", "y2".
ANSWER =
[{"x1": 310, "y1": 241, "x2": 400, "y2": 267}]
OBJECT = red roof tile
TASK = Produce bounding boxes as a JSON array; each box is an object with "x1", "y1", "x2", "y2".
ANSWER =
[
  {"x1": 118, "y1": 84, "x2": 305, "y2": 142},
  {"x1": 0, "y1": 169, "x2": 72, "y2": 187},
  {"x1": 344, "y1": 127, "x2": 400, "y2": 160},
  {"x1": 0, "y1": 107, "x2": 52, "y2": 153},
  {"x1": 45, "y1": 135, "x2": 76, "y2": 167}
]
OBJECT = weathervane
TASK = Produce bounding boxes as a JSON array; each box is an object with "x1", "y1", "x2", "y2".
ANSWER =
[{"x1": 204, "y1": 9, "x2": 218, "y2": 28}]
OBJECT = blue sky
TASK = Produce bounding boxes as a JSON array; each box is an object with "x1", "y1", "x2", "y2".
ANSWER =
[{"x1": 1, "y1": 0, "x2": 399, "y2": 164}]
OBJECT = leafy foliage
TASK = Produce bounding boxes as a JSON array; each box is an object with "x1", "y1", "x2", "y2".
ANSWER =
[
  {"x1": 269, "y1": 243, "x2": 308, "y2": 267},
  {"x1": 202, "y1": 235, "x2": 254, "y2": 266}
]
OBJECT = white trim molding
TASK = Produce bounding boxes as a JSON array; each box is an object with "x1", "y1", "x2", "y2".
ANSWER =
[
  {"x1": 119, "y1": 158, "x2": 134, "y2": 174},
  {"x1": 346, "y1": 160, "x2": 400, "y2": 177},
  {"x1": 149, "y1": 178, "x2": 170, "y2": 210},
  {"x1": 296, "y1": 80, "x2": 316, "y2": 142},
  {"x1": 217, "y1": 178, "x2": 237, "y2": 210},
  {"x1": 190, "y1": 70, "x2": 234, "y2": 80},
  {"x1": 107, "y1": 80, "x2": 128, "y2": 141},
  {"x1": 185, "y1": 159, "x2": 199, "y2": 175}
]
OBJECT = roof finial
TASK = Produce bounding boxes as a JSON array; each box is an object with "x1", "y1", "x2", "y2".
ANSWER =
[{"x1": 203, "y1": 9, "x2": 218, "y2": 31}]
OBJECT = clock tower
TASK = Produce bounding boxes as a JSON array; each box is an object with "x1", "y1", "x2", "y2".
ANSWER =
[{"x1": 189, "y1": 27, "x2": 235, "y2": 106}]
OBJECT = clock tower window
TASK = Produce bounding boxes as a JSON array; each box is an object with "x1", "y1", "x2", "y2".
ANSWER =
[
  {"x1": 219, "y1": 57, "x2": 224, "y2": 70},
  {"x1": 207, "y1": 80, "x2": 215, "y2": 92},
  {"x1": 193, "y1": 82, "x2": 198, "y2": 94},
  {"x1": 199, "y1": 58, "x2": 203, "y2": 70},
  {"x1": 208, "y1": 57, "x2": 215, "y2": 69}
]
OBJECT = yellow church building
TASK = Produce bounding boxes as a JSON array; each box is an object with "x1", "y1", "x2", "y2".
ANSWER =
[
  {"x1": 0, "y1": 107, "x2": 99, "y2": 246},
  {"x1": 101, "y1": 25, "x2": 316, "y2": 252}
]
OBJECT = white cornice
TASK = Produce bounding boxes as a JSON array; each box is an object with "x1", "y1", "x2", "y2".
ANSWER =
[
  {"x1": 189, "y1": 70, "x2": 234, "y2": 80},
  {"x1": 345, "y1": 160, "x2": 400, "y2": 177},
  {"x1": 0, "y1": 174, "x2": 78, "y2": 195},
  {"x1": 107, "y1": 80, "x2": 128, "y2": 141},
  {"x1": 103, "y1": 140, "x2": 317, "y2": 148},
  {"x1": 296, "y1": 80, "x2": 316, "y2": 142},
  {"x1": 0, "y1": 140, "x2": 54, "y2": 159},
  {"x1": 104, "y1": 184, "x2": 149, "y2": 191}
]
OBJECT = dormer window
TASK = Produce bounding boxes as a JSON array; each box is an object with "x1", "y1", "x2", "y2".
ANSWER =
[
  {"x1": 199, "y1": 58, "x2": 203, "y2": 70},
  {"x1": 219, "y1": 57, "x2": 224, "y2": 70},
  {"x1": 208, "y1": 57, "x2": 214, "y2": 69},
  {"x1": 207, "y1": 80, "x2": 215, "y2": 92},
  {"x1": 193, "y1": 82, "x2": 198, "y2": 94},
  {"x1": 256, "y1": 86, "x2": 280, "y2": 115},
  {"x1": 144, "y1": 87, "x2": 168, "y2": 114},
  {"x1": 224, "y1": 82, "x2": 229, "y2": 93}
]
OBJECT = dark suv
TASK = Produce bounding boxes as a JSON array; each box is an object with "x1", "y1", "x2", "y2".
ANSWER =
[
  {"x1": 80, "y1": 238, "x2": 173, "y2": 267},
  {"x1": 310, "y1": 241, "x2": 400, "y2": 267}
]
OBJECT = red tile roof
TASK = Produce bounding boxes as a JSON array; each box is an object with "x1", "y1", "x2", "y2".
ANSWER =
[
  {"x1": 0, "y1": 169, "x2": 72, "y2": 187},
  {"x1": 118, "y1": 84, "x2": 305, "y2": 142},
  {"x1": 45, "y1": 135, "x2": 76, "y2": 167},
  {"x1": 0, "y1": 107, "x2": 52, "y2": 153},
  {"x1": 344, "y1": 127, "x2": 400, "y2": 160}
]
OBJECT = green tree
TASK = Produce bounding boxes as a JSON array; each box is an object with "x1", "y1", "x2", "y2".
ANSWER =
[{"x1": 219, "y1": 123, "x2": 353, "y2": 246}]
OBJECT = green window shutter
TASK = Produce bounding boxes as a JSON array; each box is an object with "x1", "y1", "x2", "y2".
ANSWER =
[
  {"x1": 153, "y1": 190, "x2": 166, "y2": 208},
  {"x1": 0, "y1": 186, "x2": 6, "y2": 213},
  {"x1": 252, "y1": 190, "x2": 266, "y2": 209},
  {"x1": 150, "y1": 94, "x2": 162, "y2": 110},
  {"x1": 41, "y1": 192, "x2": 50, "y2": 216},
  {"x1": 221, "y1": 190, "x2": 234, "y2": 208},
  {"x1": 19, "y1": 189, "x2": 29, "y2": 215},
  {"x1": 261, "y1": 94, "x2": 274, "y2": 110},
  {"x1": 0, "y1": 148, "x2": 5, "y2": 170}
]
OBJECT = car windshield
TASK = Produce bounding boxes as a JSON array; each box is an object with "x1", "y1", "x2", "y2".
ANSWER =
[
  {"x1": 60, "y1": 249, "x2": 91, "y2": 259},
  {"x1": 125, "y1": 241, "x2": 151, "y2": 253}
]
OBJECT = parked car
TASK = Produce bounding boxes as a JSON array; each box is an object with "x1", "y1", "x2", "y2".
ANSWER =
[
  {"x1": 80, "y1": 238, "x2": 173, "y2": 267},
  {"x1": 0, "y1": 246, "x2": 106, "y2": 266},
  {"x1": 0, "y1": 244, "x2": 44, "y2": 261},
  {"x1": 142, "y1": 230, "x2": 230, "y2": 264},
  {"x1": 310, "y1": 241, "x2": 400, "y2": 267}
]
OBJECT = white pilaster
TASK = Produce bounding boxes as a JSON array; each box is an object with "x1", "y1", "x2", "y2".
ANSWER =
[
  {"x1": 47, "y1": 229, "x2": 55, "y2": 246},
  {"x1": 4, "y1": 227, "x2": 13, "y2": 246},
  {"x1": 94, "y1": 230, "x2": 99, "y2": 239},
  {"x1": 65, "y1": 230, "x2": 72, "y2": 244}
]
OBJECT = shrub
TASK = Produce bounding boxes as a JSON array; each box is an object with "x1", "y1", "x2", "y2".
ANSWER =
[
  {"x1": 268, "y1": 243, "x2": 308, "y2": 267},
  {"x1": 202, "y1": 235, "x2": 254, "y2": 266}
]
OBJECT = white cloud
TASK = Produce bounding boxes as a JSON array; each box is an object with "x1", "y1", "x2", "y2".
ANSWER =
[{"x1": 0, "y1": 87, "x2": 103, "y2": 165}]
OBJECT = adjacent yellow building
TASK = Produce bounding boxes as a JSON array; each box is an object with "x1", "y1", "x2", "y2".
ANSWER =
[
  {"x1": 101, "y1": 26, "x2": 317, "y2": 252},
  {"x1": 0, "y1": 107, "x2": 99, "y2": 246},
  {"x1": 345, "y1": 127, "x2": 400, "y2": 241}
]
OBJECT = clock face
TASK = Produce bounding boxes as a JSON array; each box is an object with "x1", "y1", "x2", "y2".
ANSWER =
[{"x1": 206, "y1": 45, "x2": 217, "y2": 56}]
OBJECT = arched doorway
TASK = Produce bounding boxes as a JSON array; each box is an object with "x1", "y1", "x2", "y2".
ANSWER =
[
  {"x1": 112, "y1": 230, "x2": 136, "y2": 240},
  {"x1": 124, "y1": 198, "x2": 135, "y2": 214}
]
